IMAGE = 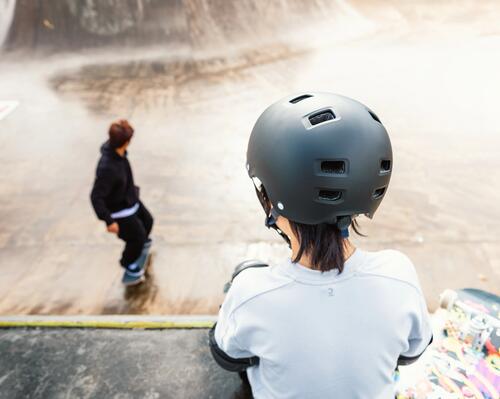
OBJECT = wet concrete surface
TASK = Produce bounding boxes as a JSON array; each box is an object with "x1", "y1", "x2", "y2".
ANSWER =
[
  {"x1": 0, "y1": 328, "x2": 249, "y2": 399},
  {"x1": 0, "y1": 1, "x2": 500, "y2": 315}
]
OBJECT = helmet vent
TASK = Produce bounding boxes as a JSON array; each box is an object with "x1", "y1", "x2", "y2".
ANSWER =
[
  {"x1": 290, "y1": 94, "x2": 313, "y2": 104},
  {"x1": 309, "y1": 110, "x2": 336, "y2": 126},
  {"x1": 368, "y1": 110, "x2": 381, "y2": 123},
  {"x1": 380, "y1": 159, "x2": 391, "y2": 172},
  {"x1": 321, "y1": 160, "x2": 345, "y2": 174},
  {"x1": 372, "y1": 187, "x2": 386, "y2": 199},
  {"x1": 318, "y1": 190, "x2": 342, "y2": 202}
]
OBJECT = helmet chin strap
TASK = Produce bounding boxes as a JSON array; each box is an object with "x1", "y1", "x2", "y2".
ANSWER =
[
  {"x1": 265, "y1": 208, "x2": 291, "y2": 247},
  {"x1": 264, "y1": 205, "x2": 353, "y2": 245}
]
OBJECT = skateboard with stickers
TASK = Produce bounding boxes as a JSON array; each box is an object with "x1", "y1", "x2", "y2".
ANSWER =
[{"x1": 396, "y1": 288, "x2": 500, "y2": 399}]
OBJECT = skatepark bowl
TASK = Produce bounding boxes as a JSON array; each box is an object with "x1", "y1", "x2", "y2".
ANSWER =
[{"x1": 0, "y1": 0, "x2": 500, "y2": 396}]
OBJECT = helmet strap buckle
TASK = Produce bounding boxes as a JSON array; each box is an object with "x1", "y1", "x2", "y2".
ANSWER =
[
  {"x1": 265, "y1": 208, "x2": 291, "y2": 248},
  {"x1": 336, "y1": 216, "x2": 352, "y2": 238}
]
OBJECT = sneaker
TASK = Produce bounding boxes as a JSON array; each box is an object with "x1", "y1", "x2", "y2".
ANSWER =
[
  {"x1": 143, "y1": 238, "x2": 153, "y2": 252},
  {"x1": 121, "y1": 261, "x2": 145, "y2": 286},
  {"x1": 122, "y1": 269, "x2": 145, "y2": 286}
]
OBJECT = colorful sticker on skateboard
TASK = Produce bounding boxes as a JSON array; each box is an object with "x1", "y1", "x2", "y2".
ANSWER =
[{"x1": 396, "y1": 289, "x2": 500, "y2": 399}]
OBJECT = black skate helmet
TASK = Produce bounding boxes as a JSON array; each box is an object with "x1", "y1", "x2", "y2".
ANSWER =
[{"x1": 247, "y1": 92, "x2": 392, "y2": 233}]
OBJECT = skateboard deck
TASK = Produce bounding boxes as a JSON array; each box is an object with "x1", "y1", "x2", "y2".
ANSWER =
[{"x1": 396, "y1": 288, "x2": 500, "y2": 399}]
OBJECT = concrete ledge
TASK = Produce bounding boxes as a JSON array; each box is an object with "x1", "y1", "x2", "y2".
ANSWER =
[
  {"x1": 0, "y1": 327, "x2": 249, "y2": 398},
  {"x1": 0, "y1": 315, "x2": 217, "y2": 329}
]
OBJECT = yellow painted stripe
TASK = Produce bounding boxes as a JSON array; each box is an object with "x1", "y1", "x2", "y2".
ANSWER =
[{"x1": 0, "y1": 320, "x2": 215, "y2": 329}]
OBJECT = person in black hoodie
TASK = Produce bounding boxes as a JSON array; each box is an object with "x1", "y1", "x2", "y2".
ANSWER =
[{"x1": 90, "y1": 120, "x2": 154, "y2": 285}]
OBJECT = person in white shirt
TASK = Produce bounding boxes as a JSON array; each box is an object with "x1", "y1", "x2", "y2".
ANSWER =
[{"x1": 209, "y1": 92, "x2": 432, "y2": 399}]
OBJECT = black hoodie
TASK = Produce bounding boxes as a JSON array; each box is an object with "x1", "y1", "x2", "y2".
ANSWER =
[{"x1": 90, "y1": 142, "x2": 139, "y2": 225}]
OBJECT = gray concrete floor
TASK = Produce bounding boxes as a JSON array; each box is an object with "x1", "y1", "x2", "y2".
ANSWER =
[
  {"x1": 0, "y1": 328, "x2": 249, "y2": 399},
  {"x1": 0, "y1": 1, "x2": 499, "y2": 315}
]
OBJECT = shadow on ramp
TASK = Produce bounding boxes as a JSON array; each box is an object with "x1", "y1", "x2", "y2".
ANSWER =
[{"x1": 123, "y1": 259, "x2": 160, "y2": 314}]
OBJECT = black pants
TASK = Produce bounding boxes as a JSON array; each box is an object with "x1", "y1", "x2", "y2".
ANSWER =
[{"x1": 116, "y1": 202, "x2": 153, "y2": 267}]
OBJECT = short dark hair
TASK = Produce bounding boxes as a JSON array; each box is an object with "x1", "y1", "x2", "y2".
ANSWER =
[
  {"x1": 109, "y1": 119, "x2": 134, "y2": 149},
  {"x1": 289, "y1": 219, "x2": 363, "y2": 273}
]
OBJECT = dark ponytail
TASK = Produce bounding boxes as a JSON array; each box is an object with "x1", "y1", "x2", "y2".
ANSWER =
[{"x1": 289, "y1": 219, "x2": 362, "y2": 273}]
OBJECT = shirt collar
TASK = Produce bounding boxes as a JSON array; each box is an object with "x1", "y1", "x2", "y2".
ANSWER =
[{"x1": 278, "y1": 249, "x2": 365, "y2": 284}]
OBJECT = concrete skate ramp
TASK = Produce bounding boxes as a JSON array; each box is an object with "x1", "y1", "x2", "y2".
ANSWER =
[
  {"x1": 3, "y1": 0, "x2": 338, "y2": 52},
  {"x1": 1, "y1": 0, "x2": 500, "y2": 317}
]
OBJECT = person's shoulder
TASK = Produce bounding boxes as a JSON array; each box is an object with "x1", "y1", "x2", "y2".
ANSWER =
[
  {"x1": 223, "y1": 263, "x2": 292, "y2": 315},
  {"x1": 229, "y1": 264, "x2": 292, "y2": 300},
  {"x1": 96, "y1": 151, "x2": 117, "y2": 174},
  {"x1": 358, "y1": 249, "x2": 421, "y2": 291},
  {"x1": 95, "y1": 161, "x2": 114, "y2": 177},
  {"x1": 368, "y1": 249, "x2": 414, "y2": 268}
]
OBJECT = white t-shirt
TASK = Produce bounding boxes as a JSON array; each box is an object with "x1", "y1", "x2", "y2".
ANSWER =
[{"x1": 215, "y1": 249, "x2": 432, "y2": 399}]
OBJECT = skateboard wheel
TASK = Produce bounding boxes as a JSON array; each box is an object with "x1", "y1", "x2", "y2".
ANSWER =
[{"x1": 439, "y1": 289, "x2": 458, "y2": 310}]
